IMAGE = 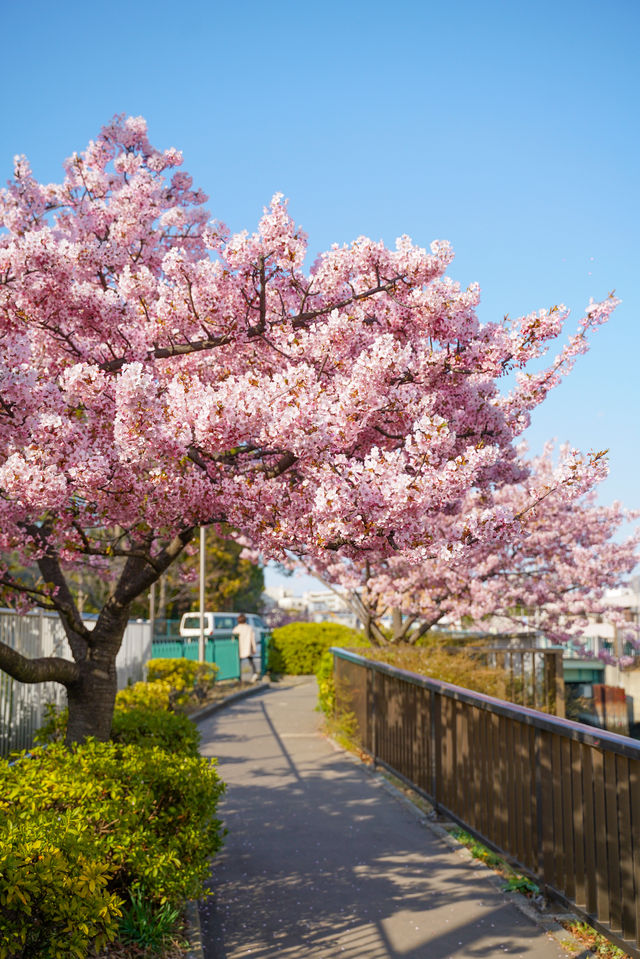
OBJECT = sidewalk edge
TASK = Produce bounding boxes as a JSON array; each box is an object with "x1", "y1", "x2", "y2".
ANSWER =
[
  {"x1": 189, "y1": 680, "x2": 270, "y2": 722},
  {"x1": 184, "y1": 899, "x2": 204, "y2": 959}
]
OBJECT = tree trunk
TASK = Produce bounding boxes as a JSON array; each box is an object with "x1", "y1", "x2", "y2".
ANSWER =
[
  {"x1": 65, "y1": 659, "x2": 118, "y2": 744},
  {"x1": 64, "y1": 612, "x2": 128, "y2": 745},
  {"x1": 363, "y1": 610, "x2": 383, "y2": 646}
]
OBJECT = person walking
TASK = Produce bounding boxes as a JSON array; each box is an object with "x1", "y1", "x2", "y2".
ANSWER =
[{"x1": 232, "y1": 614, "x2": 259, "y2": 682}]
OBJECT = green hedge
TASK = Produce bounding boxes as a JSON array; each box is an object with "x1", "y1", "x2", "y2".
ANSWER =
[
  {"x1": 268, "y1": 621, "x2": 365, "y2": 675},
  {"x1": 1, "y1": 672, "x2": 225, "y2": 958}
]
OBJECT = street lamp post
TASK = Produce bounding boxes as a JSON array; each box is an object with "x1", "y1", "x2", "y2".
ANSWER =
[{"x1": 199, "y1": 527, "x2": 206, "y2": 663}]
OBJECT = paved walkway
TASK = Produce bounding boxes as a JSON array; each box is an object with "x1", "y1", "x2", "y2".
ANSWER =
[{"x1": 197, "y1": 679, "x2": 571, "y2": 959}]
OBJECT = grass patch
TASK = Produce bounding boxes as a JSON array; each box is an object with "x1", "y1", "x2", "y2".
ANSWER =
[
  {"x1": 560, "y1": 920, "x2": 632, "y2": 958},
  {"x1": 450, "y1": 827, "x2": 541, "y2": 899}
]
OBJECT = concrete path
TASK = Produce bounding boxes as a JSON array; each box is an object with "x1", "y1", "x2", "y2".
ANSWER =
[{"x1": 197, "y1": 679, "x2": 570, "y2": 959}]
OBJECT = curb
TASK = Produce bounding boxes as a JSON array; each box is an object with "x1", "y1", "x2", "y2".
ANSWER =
[
  {"x1": 183, "y1": 899, "x2": 204, "y2": 959},
  {"x1": 188, "y1": 679, "x2": 271, "y2": 723}
]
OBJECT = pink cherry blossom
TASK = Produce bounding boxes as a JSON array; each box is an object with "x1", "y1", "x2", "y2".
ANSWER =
[{"x1": 0, "y1": 115, "x2": 624, "y2": 741}]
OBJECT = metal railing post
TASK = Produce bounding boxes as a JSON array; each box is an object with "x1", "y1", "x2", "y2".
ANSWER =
[
  {"x1": 430, "y1": 688, "x2": 440, "y2": 813},
  {"x1": 370, "y1": 664, "x2": 377, "y2": 764}
]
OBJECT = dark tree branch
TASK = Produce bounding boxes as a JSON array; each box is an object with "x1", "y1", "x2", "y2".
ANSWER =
[
  {"x1": 0, "y1": 641, "x2": 80, "y2": 686},
  {"x1": 98, "y1": 272, "x2": 407, "y2": 372},
  {"x1": 262, "y1": 451, "x2": 297, "y2": 479},
  {"x1": 22, "y1": 524, "x2": 91, "y2": 651}
]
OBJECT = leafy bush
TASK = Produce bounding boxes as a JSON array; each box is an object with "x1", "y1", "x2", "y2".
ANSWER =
[
  {"x1": 35, "y1": 679, "x2": 204, "y2": 750},
  {"x1": 268, "y1": 622, "x2": 365, "y2": 675},
  {"x1": 116, "y1": 678, "x2": 173, "y2": 711},
  {"x1": 146, "y1": 658, "x2": 218, "y2": 702},
  {"x1": 33, "y1": 701, "x2": 68, "y2": 745},
  {"x1": 320, "y1": 643, "x2": 508, "y2": 735},
  {"x1": 6, "y1": 669, "x2": 226, "y2": 957},
  {"x1": 0, "y1": 740, "x2": 225, "y2": 917},
  {"x1": 111, "y1": 704, "x2": 201, "y2": 754},
  {"x1": 0, "y1": 813, "x2": 122, "y2": 959},
  {"x1": 316, "y1": 649, "x2": 337, "y2": 715},
  {"x1": 357, "y1": 645, "x2": 507, "y2": 698}
]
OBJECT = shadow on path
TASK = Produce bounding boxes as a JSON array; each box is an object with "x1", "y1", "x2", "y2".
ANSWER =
[{"x1": 198, "y1": 680, "x2": 565, "y2": 959}]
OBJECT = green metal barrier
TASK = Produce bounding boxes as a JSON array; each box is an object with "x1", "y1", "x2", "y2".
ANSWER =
[{"x1": 151, "y1": 638, "x2": 240, "y2": 681}]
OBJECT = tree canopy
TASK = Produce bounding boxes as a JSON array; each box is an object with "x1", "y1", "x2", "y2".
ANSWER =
[{"x1": 0, "y1": 115, "x2": 621, "y2": 741}]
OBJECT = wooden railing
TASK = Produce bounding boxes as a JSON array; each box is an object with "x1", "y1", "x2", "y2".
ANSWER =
[
  {"x1": 451, "y1": 646, "x2": 565, "y2": 716},
  {"x1": 332, "y1": 647, "x2": 640, "y2": 958}
]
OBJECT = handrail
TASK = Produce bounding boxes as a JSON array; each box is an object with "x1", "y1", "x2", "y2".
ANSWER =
[{"x1": 331, "y1": 647, "x2": 640, "y2": 759}]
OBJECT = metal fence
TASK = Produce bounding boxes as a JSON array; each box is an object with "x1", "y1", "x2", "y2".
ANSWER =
[
  {"x1": 151, "y1": 631, "x2": 270, "y2": 681},
  {"x1": 0, "y1": 609, "x2": 152, "y2": 758},
  {"x1": 455, "y1": 646, "x2": 565, "y2": 716},
  {"x1": 333, "y1": 647, "x2": 640, "y2": 958},
  {"x1": 151, "y1": 638, "x2": 241, "y2": 681}
]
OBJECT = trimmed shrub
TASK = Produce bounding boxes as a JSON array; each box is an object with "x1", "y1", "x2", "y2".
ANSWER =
[
  {"x1": 8, "y1": 667, "x2": 227, "y2": 957},
  {"x1": 111, "y1": 704, "x2": 201, "y2": 754},
  {"x1": 268, "y1": 622, "x2": 365, "y2": 675},
  {"x1": 35, "y1": 679, "x2": 204, "y2": 750},
  {"x1": 0, "y1": 741, "x2": 225, "y2": 911},
  {"x1": 146, "y1": 658, "x2": 218, "y2": 703},
  {"x1": 0, "y1": 813, "x2": 122, "y2": 959},
  {"x1": 116, "y1": 678, "x2": 173, "y2": 711}
]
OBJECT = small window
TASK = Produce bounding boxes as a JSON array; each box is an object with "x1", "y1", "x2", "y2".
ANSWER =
[
  {"x1": 214, "y1": 615, "x2": 238, "y2": 630},
  {"x1": 182, "y1": 614, "x2": 210, "y2": 631}
]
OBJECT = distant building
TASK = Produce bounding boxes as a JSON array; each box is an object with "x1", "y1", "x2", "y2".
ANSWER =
[{"x1": 263, "y1": 586, "x2": 361, "y2": 629}]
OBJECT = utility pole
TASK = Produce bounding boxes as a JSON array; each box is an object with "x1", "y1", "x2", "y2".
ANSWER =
[
  {"x1": 199, "y1": 526, "x2": 206, "y2": 662},
  {"x1": 149, "y1": 581, "x2": 156, "y2": 644}
]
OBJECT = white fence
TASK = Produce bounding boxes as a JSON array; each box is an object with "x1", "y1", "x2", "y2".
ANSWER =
[{"x1": 0, "y1": 609, "x2": 152, "y2": 757}]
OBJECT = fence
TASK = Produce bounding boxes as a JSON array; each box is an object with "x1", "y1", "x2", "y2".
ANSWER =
[
  {"x1": 333, "y1": 647, "x2": 640, "y2": 958},
  {"x1": 151, "y1": 638, "x2": 241, "y2": 681},
  {"x1": 456, "y1": 646, "x2": 565, "y2": 716},
  {"x1": 151, "y1": 632, "x2": 270, "y2": 680},
  {"x1": 0, "y1": 609, "x2": 152, "y2": 758}
]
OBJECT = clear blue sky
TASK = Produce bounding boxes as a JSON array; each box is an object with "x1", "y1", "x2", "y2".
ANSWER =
[{"x1": 2, "y1": 0, "x2": 638, "y2": 593}]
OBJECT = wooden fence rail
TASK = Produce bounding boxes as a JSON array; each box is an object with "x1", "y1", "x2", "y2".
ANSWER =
[{"x1": 332, "y1": 647, "x2": 640, "y2": 958}]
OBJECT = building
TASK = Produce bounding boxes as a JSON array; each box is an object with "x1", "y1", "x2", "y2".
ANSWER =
[{"x1": 263, "y1": 586, "x2": 361, "y2": 629}]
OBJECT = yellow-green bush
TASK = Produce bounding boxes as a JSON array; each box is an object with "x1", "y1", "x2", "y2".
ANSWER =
[
  {"x1": 111, "y1": 702, "x2": 201, "y2": 754},
  {"x1": 35, "y1": 681, "x2": 201, "y2": 754},
  {"x1": 116, "y1": 678, "x2": 173, "y2": 711},
  {"x1": 146, "y1": 658, "x2": 218, "y2": 702},
  {"x1": 269, "y1": 622, "x2": 365, "y2": 675},
  {"x1": 3, "y1": 741, "x2": 225, "y2": 904},
  {"x1": 316, "y1": 649, "x2": 339, "y2": 716},
  {"x1": 0, "y1": 814, "x2": 122, "y2": 959},
  {"x1": 5, "y1": 664, "x2": 227, "y2": 957}
]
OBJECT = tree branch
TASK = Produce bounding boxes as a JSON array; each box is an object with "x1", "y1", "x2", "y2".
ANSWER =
[
  {"x1": 98, "y1": 272, "x2": 407, "y2": 373},
  {"x1": 0, "y1": 640, "x2": 80, "y2": 686}
]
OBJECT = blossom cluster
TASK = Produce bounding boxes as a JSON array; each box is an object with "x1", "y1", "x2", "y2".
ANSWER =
[{"x1": 0, "y1": 116, "x2": 627, "y2": 627}]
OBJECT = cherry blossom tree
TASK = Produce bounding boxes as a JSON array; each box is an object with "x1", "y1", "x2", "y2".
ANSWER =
[
  {"x1": 0, "y1": 115, "x2": 618, "y2": 743},
  {"x1": 303, "y1": 445, "x2": 638, "y2": 648}
]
